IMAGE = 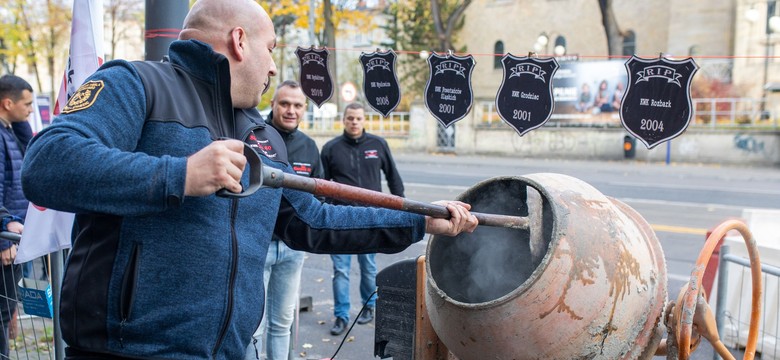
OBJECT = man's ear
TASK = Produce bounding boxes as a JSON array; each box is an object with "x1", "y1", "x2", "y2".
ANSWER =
[
  {"x1": 0, "y1": 98, "x2": 10, "y2": 111},
  {"x1": 229, "y1": 27, "x2": 246, "y2": 62}
]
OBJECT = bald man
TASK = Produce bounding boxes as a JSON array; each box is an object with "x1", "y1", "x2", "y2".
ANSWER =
[{"x1": 22, "y1": 0, "x2": 478, "y2": 359}]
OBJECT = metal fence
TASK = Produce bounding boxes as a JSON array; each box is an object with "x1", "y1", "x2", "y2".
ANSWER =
[
  {"x1": 715, "y1": 244, "x2": 780, "y2": 360},
  {"x1": 0, "y1": 236, "x2": 55, "y2": 360},
  {"x1": 302, "y1": 111, "x2": 410, "y2": 136}
]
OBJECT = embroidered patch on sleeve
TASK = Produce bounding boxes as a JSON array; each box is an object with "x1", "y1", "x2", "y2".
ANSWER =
[{"x1": 62, "y1": 80, "x2": 105, "y2": 114}]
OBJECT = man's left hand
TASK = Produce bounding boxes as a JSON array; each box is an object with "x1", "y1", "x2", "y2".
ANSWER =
[{"x1": 424, "y1": 201, "x2": 478, "y2": 236}]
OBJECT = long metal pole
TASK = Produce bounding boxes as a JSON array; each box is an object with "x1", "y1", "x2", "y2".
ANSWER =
[
  {"x1": 260, "y1": 165, "x2": 530, "y2": 230},
  {"x1": 52, "y1": 250, "x2": 65, "y2": 360},
  {"x1": 763, "y1": 0, "x2": 776, "y2": 113},
  {"x1": 144, "y1": 0, "x2": 189, "y2": 61}
]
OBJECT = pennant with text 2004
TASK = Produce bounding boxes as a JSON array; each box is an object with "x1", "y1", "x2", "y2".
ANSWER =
[
  {"x1": 296, "y1": 46, "x2": 334, "y2": 107},
  {"x1": 424, "y1": 52, "x2": 475, "y2": 127},
  {"x1": 620, "y1": 56, "x2": 699, "y2": 149},
  {"x1": 495, "y1": 54, "x2": 559, "y2": 136}
]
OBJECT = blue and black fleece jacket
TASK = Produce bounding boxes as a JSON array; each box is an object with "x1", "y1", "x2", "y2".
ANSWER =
[{"x1": 21, "y1": 40, "x2": 425, "y2": 360}]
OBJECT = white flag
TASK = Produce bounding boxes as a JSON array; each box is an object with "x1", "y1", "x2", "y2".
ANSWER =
[
  {"x1": 29, "y1": 94, "x2": 44, "y2": 133},
  {"x1": 15, "y1": 205, "x2": 75, "y2": 264},
  {"x1": 53, "y1": 0, "x2": 105, "y2": 115},
  {"x1": 17, "y1": 0, "x2": 104, "y2": 263}
]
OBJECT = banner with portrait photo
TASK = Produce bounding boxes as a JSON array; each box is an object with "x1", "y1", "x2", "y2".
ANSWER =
[{"x1": 551, "y1": 60, "x2": 628, "y2": 125}]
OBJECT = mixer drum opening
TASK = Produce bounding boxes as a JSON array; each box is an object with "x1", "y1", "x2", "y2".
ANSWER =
[{"x1": 427, "y1": 177, "x2": 551, "y2": 304}]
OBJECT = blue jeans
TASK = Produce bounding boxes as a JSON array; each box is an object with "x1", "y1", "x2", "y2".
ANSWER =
[
  {"x1": 330, "y1": 253, "x2": 377, "y2": 321},
  {"x1": 245, "y1": 241, "x2": 305, "y2": 360}
]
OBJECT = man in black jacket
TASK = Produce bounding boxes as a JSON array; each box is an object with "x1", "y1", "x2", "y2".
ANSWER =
[
  {"x1": 321, "y1": 102, "x2": 404, "y2": 335},
  {"x1": 245, "y1": 80, "x2": 321, "y2": 360}
]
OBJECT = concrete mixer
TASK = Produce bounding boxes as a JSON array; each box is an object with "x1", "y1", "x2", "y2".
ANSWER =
[
  {"x1": 233, "y1": 150, "x2": 761, "y2": 360},
  {"x1": 370, "y1": 174, "x2": 762, "y2": 360}
]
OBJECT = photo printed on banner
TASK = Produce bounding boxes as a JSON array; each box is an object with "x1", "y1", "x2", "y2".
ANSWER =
[
  {"x1": 424, "y1": 52, "x2": 475, "y2": 127},
  {"x1": 620, "y1": 56, "x2": 699, "y2": 149},
  {"x1": 360, "y1": 50, "x2": 401, "y2": 117},
  {"x1": 296, "y1": 46, "x2": 334, "y2": 107},
  {"x1": 495, "y1": 54, "x2": 559, "y2": 136}
]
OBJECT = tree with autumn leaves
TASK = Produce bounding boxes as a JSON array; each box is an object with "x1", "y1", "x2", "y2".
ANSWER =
[{"x1": 0, "y1": 0, "x2": 143, "y2": 101}]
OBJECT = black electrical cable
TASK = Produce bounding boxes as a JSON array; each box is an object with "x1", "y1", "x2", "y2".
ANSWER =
[{"x1": 329, "y1": 289, "x2": 377, "y2": 359}]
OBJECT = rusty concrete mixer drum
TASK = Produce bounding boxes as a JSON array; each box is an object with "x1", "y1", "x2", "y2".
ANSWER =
[{"x1": 425, "y1": 173, "x2": 668, "y2": 360}]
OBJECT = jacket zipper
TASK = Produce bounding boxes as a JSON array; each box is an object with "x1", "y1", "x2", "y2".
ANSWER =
[
  {"x1": 211, "y1": 125, "x2": 270, "y2": 356},
  {"x1": 211, "y1": 64, "x2": 241, "y2": 356},
  {"x1": 212, "y1": 199, "x2": 240, "y2": 357},
  {"x1": 119, "y1": 243, "x2": 140, "y2": 348}
]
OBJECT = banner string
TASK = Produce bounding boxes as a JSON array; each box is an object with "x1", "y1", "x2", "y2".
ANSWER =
[
  {"x1": 276, "y1": 43, "x2": 780, "y2": 60},
  {"x1": 145, "y1": 28, "x2": 181, "y2": 39}
]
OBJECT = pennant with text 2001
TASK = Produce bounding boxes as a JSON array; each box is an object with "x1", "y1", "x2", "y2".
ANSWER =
[
  {"x1": 620, "y1": 56, "x2": 699, "y2": 149},
  {"x1": 495, "y1": 54, "x2": 559, "y2": 136},
  {"x1": 424, "y1": 52, "x2": 475, "y2": 127}
]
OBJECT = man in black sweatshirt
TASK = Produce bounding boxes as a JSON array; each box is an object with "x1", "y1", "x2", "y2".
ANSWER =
[{"x1": 320, "y1": 102, "x2": 404, "y2": 335}]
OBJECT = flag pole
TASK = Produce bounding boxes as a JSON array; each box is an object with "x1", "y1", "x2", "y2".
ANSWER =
[{"x1": 52, "y1": 251, "x2": 65, "y2": 360}]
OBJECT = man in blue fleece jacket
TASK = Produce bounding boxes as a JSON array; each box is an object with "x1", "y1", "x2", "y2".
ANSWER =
[{"x1": 21, "y1": 0, "x2": 477, "y2": 359}]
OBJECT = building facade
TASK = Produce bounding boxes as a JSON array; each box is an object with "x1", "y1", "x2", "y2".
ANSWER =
[{"x1": 459, "y1": 0, "x2": 739, "y2": 100}]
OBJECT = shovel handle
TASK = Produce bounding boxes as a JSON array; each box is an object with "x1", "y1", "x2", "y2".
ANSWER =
[{"x1": 270, "y1": 169, "x2": 528, "y2": 230}]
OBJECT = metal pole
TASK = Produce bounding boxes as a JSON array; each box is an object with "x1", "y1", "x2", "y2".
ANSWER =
[
  {"x1": 665, "y1": 140, "x2": 671, "y2": 165},
  {"x1": 306, "y1": 0, "x2": 317, "y2": 129},
  {"x1": 144, "y1": 0, "x2": 189, "y2": 61},
  {"x1": 763, "y1": 0, "x2": 777, "y2": 114},
  {"x1": 51, "y1": 250, "x2": 65, "y2": 360},
  {"x1": 713, "y1": 244, "x2": 730, "y2": 360}
]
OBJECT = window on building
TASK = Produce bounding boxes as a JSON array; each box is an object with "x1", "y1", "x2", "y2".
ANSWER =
[
  {"x1": 494, "y1": 41, "x2": 504, "y2": 69},
  {"x1": 622, "y1": 30, "x2": 636, "y2": 56}
]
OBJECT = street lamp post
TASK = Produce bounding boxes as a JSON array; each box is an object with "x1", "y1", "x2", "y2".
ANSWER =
[
  {"x1": 764, "y1": 1, "x2": 777, "y2": 109},
  {"x1": 749, "y1": 0, "x2": 780, "y2": 114}
]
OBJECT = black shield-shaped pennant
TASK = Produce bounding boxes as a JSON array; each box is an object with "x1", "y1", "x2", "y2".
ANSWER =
[
  {"x1": 495, "y1": 54, "x2": 559, "y2": 136},
  {"x1": 296, "y1": 46, "x2": 334, "y2": 107},
  {"x1": 424, "y1": 52, "x2": 475, "y2": 127},
  {"x1": 620, "y1": 56, "x2": 699, "y2": 149},
  {"x1": 360, "y1": 50, "x2": 401, "y2": 117}
]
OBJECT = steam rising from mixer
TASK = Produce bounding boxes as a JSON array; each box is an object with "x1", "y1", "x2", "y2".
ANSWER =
[{"x1": 428, "y1": 178, "x2": 551, "y2": 304}]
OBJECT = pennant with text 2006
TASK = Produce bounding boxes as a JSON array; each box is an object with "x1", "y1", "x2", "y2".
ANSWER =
[
  {"x1": 424, "y1": 52, "x2": 475, "y2": 127},
  {"x1": 296, "y1": 46, "x2": 334, "y2": 107},
  {"x1": 620, "y1": 56, "x2": 699, "y2": 149},
  {"x1": 360, "y1": 50, "x2": 401, "y2": 117},
  {"x1": 495, "y1": 54, "x2": 559, "y2": 136}
]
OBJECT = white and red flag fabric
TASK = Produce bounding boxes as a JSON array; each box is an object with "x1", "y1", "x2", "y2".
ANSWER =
[
  {"x1": 16, "y1": 0, "x2": 104, "y2": 264},
  {"x1": 53, "y1": 0, "x2": 105, "y2": 116}
]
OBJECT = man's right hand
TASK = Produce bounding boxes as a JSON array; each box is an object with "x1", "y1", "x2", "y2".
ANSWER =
[
  {"x1": 1, "y1": 246, "x2": 16, "y2": 266},
  {"x1": 184, "y1": 139, "x2": 247, "y2": 197}
]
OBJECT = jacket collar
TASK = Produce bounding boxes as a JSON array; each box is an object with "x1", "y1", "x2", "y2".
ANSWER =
[
  {"x1": 167, "y1": 40, "x2": 228, "y2": 85},
  {"x1": 341, "y1": 130, "x2": 366, "y2": 145}
]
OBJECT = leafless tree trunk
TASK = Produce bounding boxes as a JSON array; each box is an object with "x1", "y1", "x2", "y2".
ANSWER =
[
  {"x1": 430, "y1": 0, "x2": 471, "y2": 52},
  {"x1": 598, "y1": 0, "x2": 623, "y2": 56},
  {"x1": 17, "y1": 4, "x2": 43, "y2": 92},
  {"x1": 323, "y1": 0, "x2": 339, "y2": 106},
  {"x1": 106, "y1": 0, "x2": 143, "y2": 61}
]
